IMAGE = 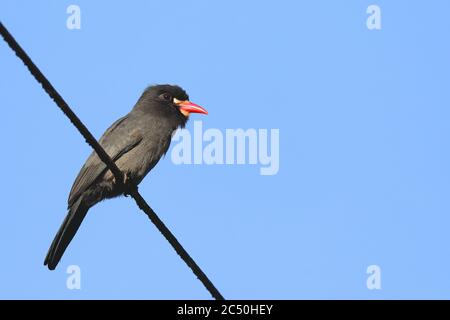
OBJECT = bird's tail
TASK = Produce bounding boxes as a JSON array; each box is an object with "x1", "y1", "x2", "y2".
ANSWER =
[{"x1": 44, "y1": 196, "x2": 89, "y2": 270}]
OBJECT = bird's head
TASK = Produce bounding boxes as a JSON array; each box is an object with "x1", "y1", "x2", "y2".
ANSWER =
[{"x1": 143, "y1": 84, "x2": 208, "y2": 118}]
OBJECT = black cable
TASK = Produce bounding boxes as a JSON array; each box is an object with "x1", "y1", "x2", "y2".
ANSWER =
[{"x1": 0, "y1": 21, "x2": 224, "y2": 300}]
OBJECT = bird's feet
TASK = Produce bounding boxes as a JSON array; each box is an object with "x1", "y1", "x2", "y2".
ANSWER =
[
  {"x1": 113, "y1": 172, "x2": 137, "y2": 197},
  {"x1": 113, "y1": 172, "x2": 129, "y2": 186}
]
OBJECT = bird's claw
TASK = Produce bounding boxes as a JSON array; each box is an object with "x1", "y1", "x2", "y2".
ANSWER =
[
  {"x1": 113, "y1": 172, "x2": 129, "y2": 185},
  {"x1": 113, "y1": 172, "x2": 137, "y2": 197}
]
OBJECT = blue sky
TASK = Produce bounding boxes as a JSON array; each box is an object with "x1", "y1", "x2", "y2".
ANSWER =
[{"x1": 1, "y1": 0, "x2": 450, "y2": 299}]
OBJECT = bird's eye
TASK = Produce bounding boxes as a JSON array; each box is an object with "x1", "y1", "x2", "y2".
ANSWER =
[{"x1": 160, "y1": 93, "x2": 172, "y2": 101}]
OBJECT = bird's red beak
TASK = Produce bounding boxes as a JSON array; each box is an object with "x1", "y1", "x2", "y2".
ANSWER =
[{"x1": 175, "y1": 99, "x2": 208, "y2": 116}]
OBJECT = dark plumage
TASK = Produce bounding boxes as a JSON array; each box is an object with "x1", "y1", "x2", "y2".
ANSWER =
[{"x1": 44, "y1": 84, "x2": 207, "y2": 270}]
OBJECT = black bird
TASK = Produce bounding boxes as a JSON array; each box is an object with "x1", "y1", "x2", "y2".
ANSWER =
[{"x1": 44, "y1": 84, "x2": 207, "y2": 270}]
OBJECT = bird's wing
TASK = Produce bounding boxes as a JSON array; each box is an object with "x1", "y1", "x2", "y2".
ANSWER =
[{"x1": 67, "y1": 115, "x2": 143, "y2": 207}]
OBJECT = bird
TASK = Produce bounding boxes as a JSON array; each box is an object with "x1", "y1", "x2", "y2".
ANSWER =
[{"x1": 44, "y1": 84, "x2": 207, "y2": 270}]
